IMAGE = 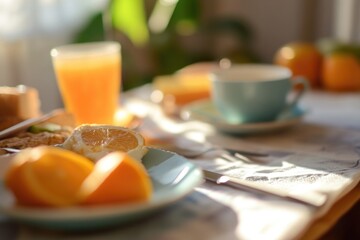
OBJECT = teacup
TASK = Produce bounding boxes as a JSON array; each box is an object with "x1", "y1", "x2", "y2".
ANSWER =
[{"x1": 210, "y1": 64, "x2": 308, "y2": 124}]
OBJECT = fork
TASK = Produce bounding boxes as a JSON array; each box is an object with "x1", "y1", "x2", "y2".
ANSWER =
[
  {"x1": 163, "y1": 145, "x2": 268, "y2": 161},
  {"x1": 167, "y1": 145, "x2": 269, "y2": 158}
]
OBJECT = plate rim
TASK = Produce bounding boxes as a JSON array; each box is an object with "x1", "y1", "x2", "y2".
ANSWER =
[{"x1": 0, "y1": 148, "x2": 203, "y2": 225}]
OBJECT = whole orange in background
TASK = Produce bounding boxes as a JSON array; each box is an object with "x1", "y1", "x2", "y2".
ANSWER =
[
  {"x1": 322, "y1": 52, "x2": 360, "y2": 91},
  {"x1": 274, "y1": 42, "x2": 322, "y2": 88}
]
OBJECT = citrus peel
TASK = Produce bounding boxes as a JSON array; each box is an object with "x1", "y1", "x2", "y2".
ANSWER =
[
  {"x1": 62, "y1": 124, "x2": 147, "y2": 162},
  {"x1": 78, "y1": 151, "x2": 152, "y2": 205},
  {"x1": 5, "y1": 146, "x2": 94, "y2": 207}
]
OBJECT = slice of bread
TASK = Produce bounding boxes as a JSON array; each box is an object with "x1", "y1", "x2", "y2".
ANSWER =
[{"x1": 0, "y1": 85, "x2": 41, "y2": 119}]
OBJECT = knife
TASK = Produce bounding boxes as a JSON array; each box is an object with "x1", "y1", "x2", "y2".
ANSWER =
[
  {"x1": 203, "y1": 169, "x2": 327, "y2": 208},
  {"x1": 0, "y1": 109, "x2": 63, "y2": 140}
]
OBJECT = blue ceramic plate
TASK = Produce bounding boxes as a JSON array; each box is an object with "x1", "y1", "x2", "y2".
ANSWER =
[
  {"x1": 181, "y1": 100, "x2": 305, "y2": 134},
  {"x1": 0, "y1": 148, "x2": 203, "y2": 230}
]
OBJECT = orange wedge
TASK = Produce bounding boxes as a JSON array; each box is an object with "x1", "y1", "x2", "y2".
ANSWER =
[
  {"x1": 78, "y1": 151, "x2": 152, "y2": 205},
  {"x1": 62, "y1": 124, "x2": 147, "y2": 162},
  {"x1": 4, "y1": 146, "x2": 94, "y2": 207}
]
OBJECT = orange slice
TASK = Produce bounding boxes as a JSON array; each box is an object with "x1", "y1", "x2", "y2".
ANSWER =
[
  {"x1": 62, "y1": 124, "x2": 148, "y2": 162},
  {"x1": 4, "y1": 146, "x2": 94, "y2": 207},
  {"x1": 78, "y1": 151, "x2": 152, "y2": 205}
]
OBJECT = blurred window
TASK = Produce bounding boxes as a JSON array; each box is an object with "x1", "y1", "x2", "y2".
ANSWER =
[{"x1": 0, "y1": 0, "x2": 107, "y2": 40}]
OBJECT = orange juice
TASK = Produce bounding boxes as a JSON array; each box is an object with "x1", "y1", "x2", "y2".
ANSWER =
[{"x1": 51, "y1": 42, "x2": 121, "y2": 125}]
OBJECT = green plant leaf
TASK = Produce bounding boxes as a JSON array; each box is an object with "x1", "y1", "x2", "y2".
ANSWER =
[
  {"x1": 111, "y1": 0, "x2": 149, "y2": 46},
  {"x1": 72, "y1": 12, "x2": 105, "y2": 43}
]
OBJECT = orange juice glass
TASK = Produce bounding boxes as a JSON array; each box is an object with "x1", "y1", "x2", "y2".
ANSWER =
[{"x1": 51, "y1": 42, "x2": 121, "y2": 125}]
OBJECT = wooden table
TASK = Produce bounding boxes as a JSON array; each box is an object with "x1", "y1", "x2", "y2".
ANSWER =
[
  {"x1": 1, "y1": 87, "x2": 360, "y2": 240},
  {"x1": 300, "y1": 90, "x2": 360, "y2": 239}
]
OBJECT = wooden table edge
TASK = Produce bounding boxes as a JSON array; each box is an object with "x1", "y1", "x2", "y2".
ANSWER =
[{"x1": 299, "y1": 182, "x2": 360, "y2": 240}]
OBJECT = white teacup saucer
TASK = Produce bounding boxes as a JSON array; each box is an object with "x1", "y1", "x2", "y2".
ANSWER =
[{"x1": 180, "y1": 99, "x2": 306, "y2": 134}]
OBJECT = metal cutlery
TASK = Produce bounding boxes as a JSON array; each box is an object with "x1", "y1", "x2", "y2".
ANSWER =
[
  {"x1": 164, "y1": 145, "x2": 268, "y2": 158},
  {"x1": 0, "y1": 148, "x2": 21, "y2": 154},
  {"x1": 161, "y1": 144, "x2": 274, "y2": 163},
  {"x1": 203, "y1": 169, "x2": 327, "y2": 208},
  {"x1": 0, "y1": 109, "x2": 64, "y2": 140}
]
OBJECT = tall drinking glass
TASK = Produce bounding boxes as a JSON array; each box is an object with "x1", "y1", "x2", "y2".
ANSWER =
[{"x1": 51, "y1": 42, "x2": 121, "y2": 125}]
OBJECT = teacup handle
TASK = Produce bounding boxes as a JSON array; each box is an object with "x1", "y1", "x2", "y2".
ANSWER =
[{"x1": 286, "y1": 76, "x2": 309, "y2": 109}]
